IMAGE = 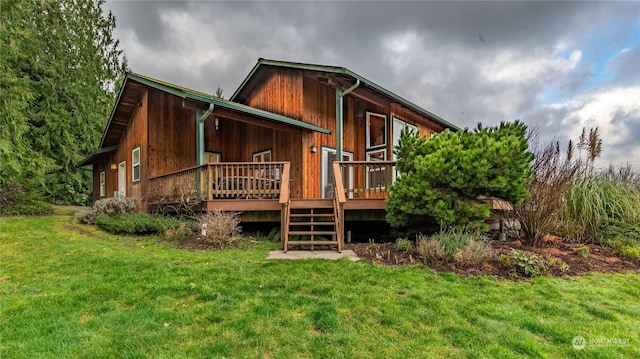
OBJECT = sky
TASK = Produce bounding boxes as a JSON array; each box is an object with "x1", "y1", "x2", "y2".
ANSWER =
[{"x1": 104, "y1": 0, "x2": 640, "y2": 170}]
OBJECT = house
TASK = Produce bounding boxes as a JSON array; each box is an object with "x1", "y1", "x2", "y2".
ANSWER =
[{"x1": 81, "y1": 58, "x2": 459, "y2": 251}]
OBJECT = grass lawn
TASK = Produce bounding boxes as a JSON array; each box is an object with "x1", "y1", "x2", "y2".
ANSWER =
[{"x1": 1, "y1": 214, "x2": 639, "y2": 358}]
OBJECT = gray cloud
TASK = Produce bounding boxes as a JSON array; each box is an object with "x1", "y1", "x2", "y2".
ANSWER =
[{"x1": 105, "y1": 0, "x2": 640, "y2": 167}]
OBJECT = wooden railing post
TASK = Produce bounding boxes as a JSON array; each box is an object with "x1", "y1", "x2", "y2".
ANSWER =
[
  {"x1": 333, "y1": 162, "x2": 347, "y2": 252},
  {"x1": 279, "y1": 163, "x2": 291, "y2": 252}
]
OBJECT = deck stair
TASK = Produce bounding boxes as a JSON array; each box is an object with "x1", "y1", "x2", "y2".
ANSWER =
[{"x1": 283, "y1": 199, "x2": 340, "y2": 252}]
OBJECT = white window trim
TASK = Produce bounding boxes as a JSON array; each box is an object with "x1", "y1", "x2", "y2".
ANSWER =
[
  {"x1": 366, "y1": 112, "x2": 387, "y2": 150},
  {"x1": 321, "y1": 147, "x2": 354, "y2": 199},
  {"x1": 252, "y1": 149, "x2": 272, "y2": 162},
  {"x1": 99, "y1": 171, "x2": 106, "y2": 198},
  {"x1": 366, "y1": 149, "x2": 387, "y2": 190},
  {"x1": 132, "y1": 146, "x2": 141, "y2": 183},
  {"x1": 392, "y1": 117, "x2": 418, "y2": 161}
]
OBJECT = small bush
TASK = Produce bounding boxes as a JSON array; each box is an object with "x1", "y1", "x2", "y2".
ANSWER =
[
  {"x1": 430, "y1": 229, "x2": 474, "y2": 261},
  {"x1": 96, "y1": 213, "x2": 161, "y2": 234},
  {"x1": 76, "y1": 196, "x2": 137, "y2": 224},
  {"x1": 566, "y1": 176, "x2": 640, "y2": 242},
  {"x1": 198, "y1": 210, "x2": 242, "y2": 248},
  {"x1": 607, "y1": 238, "x2": 640, "y2": 260},
  {"x1": 95, "y1": 212, "x2": 187, "y2": 236},
  {"x1": 453, "y1": 240, "x2": 494, "y2": 266},
  {"x1": 162, "y1": 220, "x2": 193, "y2": 241},
  {"x1": 417, "y1": 238, "x2": 447, "y2": 264},
  {"x1": 499, "y1": 249, "x2": 549, "y2": 277},
  {"x1": 395, "y1": 238, "x2": 412, "y2": 251}
]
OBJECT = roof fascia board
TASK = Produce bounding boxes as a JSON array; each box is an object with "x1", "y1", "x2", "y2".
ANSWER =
[
  {"x1": 78, "y1": 145, "x2": 118, "y2": 167},
  {"x1": 98, "y1": 74, "x2": 131, "y2": 148}
]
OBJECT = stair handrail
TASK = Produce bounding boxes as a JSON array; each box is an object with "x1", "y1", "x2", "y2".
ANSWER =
[
  {"x1": 279, "y1": 162, "x2": 291, "y2": 251},
  {"x1": 332, "y1": 161, "x2": 346, "y2": 252}
]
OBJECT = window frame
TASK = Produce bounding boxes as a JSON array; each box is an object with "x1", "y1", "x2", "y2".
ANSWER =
[
  {"x1": 366, "y1": 112, "x2": 387, "y2": 150},
  {"x1": 99, "y1": 171, "x2": 106, "y2": 198},
  {"x1": 132, "y1": 146, "x2": 141, "y2": 183},
  {"x1": 252, "y1": 149, "x2": 272, "y2": 163},
  {"x1": 365, "y1": 148, "x2": 388, "y2": 190},
  {"x1": 392, "y1": 117, "x2": 418, "y2": 161}
]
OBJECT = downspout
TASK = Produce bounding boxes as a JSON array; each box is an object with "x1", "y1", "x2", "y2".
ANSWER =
[
  {"x1": 336, "y1": 79, "x2": 360, "y2": 161},
  {"x1": 196, "y1": 102, "x2": 214, "y2": 199},
  {"x1": 197, "y1": 102, "x2": 214, "y2": 165}
]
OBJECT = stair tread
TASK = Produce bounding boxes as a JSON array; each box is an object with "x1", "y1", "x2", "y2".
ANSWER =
[
  {"x1": 287, "y1": 240, "x2": 338, "y2": 246},
  {"x1": 289, "y1": 213, "x2": 334, "y2": 218},
  {"x1": 289, "y1": 222, "x2": 335, "y2": 226},
  {"x1": 289, "y1": 231, "x2": 337, "y2": 235}
]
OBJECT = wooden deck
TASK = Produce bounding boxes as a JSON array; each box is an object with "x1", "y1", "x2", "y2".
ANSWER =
[{"x1": 148, "y1": 161, "x2": 396, "y2": 251}]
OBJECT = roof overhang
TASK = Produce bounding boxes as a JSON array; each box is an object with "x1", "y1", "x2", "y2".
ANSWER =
[
  {"x1": 231, "y1": 58, "x2": 460, "y2": 131},
  {"x1": 98, "y1": 73, "x2": 330, "y2": 150},
  {"x1": 78, "y1": 145, "x2": 118, "y2": 167}
]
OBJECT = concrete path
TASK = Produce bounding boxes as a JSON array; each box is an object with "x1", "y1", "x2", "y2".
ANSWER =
[{"x1": 267, "y1": 250, "x2": 360, "y2": 261}]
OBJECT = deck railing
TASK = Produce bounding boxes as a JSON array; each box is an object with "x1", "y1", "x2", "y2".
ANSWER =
[
  {"x1": 336, "y1": 161, "x2": 397, "y2": 199},
  {"x1": 148, "y1": 162, "x2": 289, "y2": 204}
]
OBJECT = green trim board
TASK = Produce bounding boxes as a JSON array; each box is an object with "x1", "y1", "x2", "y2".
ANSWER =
[
  {"x1": 231, "y1": 58, "x2": 460, "y2": 131},
  {"x1": 131, "y1": 73, "x2": 329, "y2": 134},
  {"x1": 87, "y1": 72, "x2": 332, "y2": 166}
]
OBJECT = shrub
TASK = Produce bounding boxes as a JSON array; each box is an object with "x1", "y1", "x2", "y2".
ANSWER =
[
  {"x1": 417, "y1": 230, "x2": 489, "y2": 264},
  {"x1": 499, "y1": 249, "x2": 549, "y2": 277},
  {"x1": 395, "y1": 238, "x2": 412, "y2": 251},
  {"x1": 566, "y1": 176, "x2": 640, "y2": 242},
  {"x1": 76, "y1": 196, "x2": 137, "y2": 224},
  {"x1": 453, "y1": 240, "x2": 494, "y2": 266},
  {"x1": 417, "y1": 238, "x2": 446, "y2": 264},
  {"x1": 198, "y1": 210, "x2": 242, "y2": 248},
  {"x1": 95, "y1": 213, "x2": 187, "y2": 236},
  {"x1": 430, "y1": 229, "x2": 474, "y2": 261},
  {"x1": 607, "y1": 238, "x2": 640, "y2": 260},
  {"x1": 513, "y1": 137, "x2": 580, "y2": 247},
  {"x1": 387, "y1": 121, "x2": 532, "y2": 231}
]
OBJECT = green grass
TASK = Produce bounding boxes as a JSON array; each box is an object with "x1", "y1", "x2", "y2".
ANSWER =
[{"x1": 2, "y1": 215, "x2": 639, "y2": 358}]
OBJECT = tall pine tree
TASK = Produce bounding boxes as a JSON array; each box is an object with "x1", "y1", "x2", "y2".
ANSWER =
[{"x1": 0, "y1": 0, "x2": 127, "y2": 204}]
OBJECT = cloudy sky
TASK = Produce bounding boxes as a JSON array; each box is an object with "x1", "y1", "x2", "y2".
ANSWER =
[{"x1": 104, "y1": 0, "x2": 640, "y2": 169}]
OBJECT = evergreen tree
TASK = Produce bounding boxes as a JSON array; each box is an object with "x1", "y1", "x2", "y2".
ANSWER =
[
  {"x1": 386, "y1": 122, "x2": 533, "y2": 231},
  {"x1": 0, "y1": 0, "x2": 127, "y2": 204}
]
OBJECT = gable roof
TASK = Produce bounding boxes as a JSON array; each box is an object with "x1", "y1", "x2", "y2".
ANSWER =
[
  {"x1": 231, "y1": 58, "x2": 460, "y2": 131},
  {"x1": 98, "y1": 72, "x2": 331, "y2": 149}
]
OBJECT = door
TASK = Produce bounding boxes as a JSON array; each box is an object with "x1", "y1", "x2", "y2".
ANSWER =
[
  {"x1": 321, "y1": 148, "x2": 353, "y2": 199},
  {"x1": 117, "y1": 161, "x2": 126, "y2": 197}
]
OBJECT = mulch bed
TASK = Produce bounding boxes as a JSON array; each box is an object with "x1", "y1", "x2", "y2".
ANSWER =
[{"x1": 348, "y1": 239, "x2": 640, "y2": 279}]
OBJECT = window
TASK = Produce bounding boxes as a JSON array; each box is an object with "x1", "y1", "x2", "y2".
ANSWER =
[
  {"x1": 392, "y1": 117, "x2": 418, "y2": 161},
  {"x1": 366, "y1": 149, "x2": 387, "y2": 189},
  {"x1": 366, "y1": 112, "x2": 387, "y2": 149},
  {"x1": 99, "y1": 171, "x2": 106, "y2": 198},
  {"x1": 252, "y1": 149, "x2": 272, "y2": 162},
  {"x1": 132, "y1": 146, "x2": 141, "y2": 183},
  {"x1": 430, "y1": 132, "x2": 436, "y2": 139},
  {"x1": 321, "y1": 147, "x2": 353, "y2": 199}
]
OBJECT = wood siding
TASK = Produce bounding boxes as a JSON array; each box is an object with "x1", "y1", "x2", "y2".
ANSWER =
[
  {"x1": 148, "y1": 88, "x2": 196, "y2": 178},
  {"x1": 244, "y1": 67, "x2": 303, "y2": 119}
]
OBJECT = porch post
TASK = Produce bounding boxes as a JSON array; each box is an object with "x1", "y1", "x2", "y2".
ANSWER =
[
  {"x1": 195, "y1": 109, "x2": 204, "y2": 199},
  {"x1": 196, "y1": 109, "x2": 205, "y2": 166},
  {"x1": 335, "y1": 86, "x2": 343, "y2": 161},
  {"x1": 196, "y1": 103, "x2": 214, "y2": 200},
  {"x1": 335, "y1": 79, "x2": 360, "y2": 162}
]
